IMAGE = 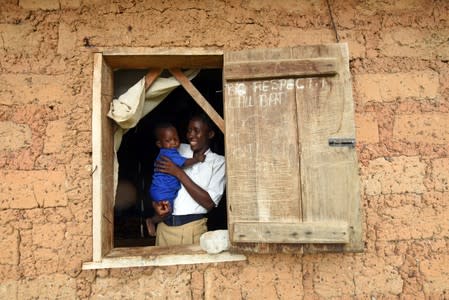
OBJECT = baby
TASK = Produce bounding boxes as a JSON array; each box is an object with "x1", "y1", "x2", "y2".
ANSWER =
[{"x1": 146, "y1": 122, "x2": 205, "y2": 236}]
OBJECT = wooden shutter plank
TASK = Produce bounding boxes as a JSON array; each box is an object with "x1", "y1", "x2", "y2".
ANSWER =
[
  {"x1": 224, "y1": 58, "x2": 338, "y2": 80},
  {"x1": 224, "y1": 78, "x2": 301, "y2": 223},
  {"x1": 233, "y1": 222, "x2": 349, "y2": 244},
  {"x1": 224, "y1": 50, "x2": 302, "y2": 253},
  {"x1": 295, "y1": 45, "x2": 362, "y2": 253}
]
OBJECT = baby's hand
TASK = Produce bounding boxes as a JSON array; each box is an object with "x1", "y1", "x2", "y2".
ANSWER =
[{"x1": 153, "y1": 200, "x2": 171, "y2": 218}]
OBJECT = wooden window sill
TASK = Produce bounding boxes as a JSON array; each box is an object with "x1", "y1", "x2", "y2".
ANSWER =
[{"x1": 82, "y1": 245, "x2": 246, "y2": 269}]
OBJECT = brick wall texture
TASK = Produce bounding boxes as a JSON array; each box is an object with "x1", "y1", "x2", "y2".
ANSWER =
[{"x1": 1, "y1": 0, "x2": 448, "y2": 298}]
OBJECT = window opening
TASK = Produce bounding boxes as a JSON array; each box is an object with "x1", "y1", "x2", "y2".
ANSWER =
[{"x1": 113, "y1": 69, "x2": 226, "y2": 247}]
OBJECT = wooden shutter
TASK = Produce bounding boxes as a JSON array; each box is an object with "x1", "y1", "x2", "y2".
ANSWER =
[
  {"x1": 92, "y1": 53, "x2": 115, "y2": 261},
  {"x1": 223, "y1": 44, "x2": 362, "y2": 253}
]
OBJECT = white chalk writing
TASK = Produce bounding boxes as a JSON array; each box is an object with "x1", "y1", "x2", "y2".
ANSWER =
[
  {"x1": 225, "y1": 79, "x2": 295, "y2": 109},
  {"x1": 252, "y1": 79, "x2": 295, "y2": 93}
]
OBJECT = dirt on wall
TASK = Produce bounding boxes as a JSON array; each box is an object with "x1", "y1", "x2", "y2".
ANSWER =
[{"x1": 0, "y1": 0, "x2": 449, "y2": 298}]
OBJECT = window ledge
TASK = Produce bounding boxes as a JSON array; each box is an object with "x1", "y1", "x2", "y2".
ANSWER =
[{"x1": 82, "y1": 245, "x2": 247, "y2": 269}]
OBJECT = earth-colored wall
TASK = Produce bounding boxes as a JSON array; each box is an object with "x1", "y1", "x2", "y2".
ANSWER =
[{"x1": 1, "y1": 0, "x2": 448, "y2": 298}]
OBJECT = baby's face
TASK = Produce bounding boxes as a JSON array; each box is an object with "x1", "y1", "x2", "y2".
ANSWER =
[{"x1": 158, "y1": 127, "x2": 180, "y2": 149}]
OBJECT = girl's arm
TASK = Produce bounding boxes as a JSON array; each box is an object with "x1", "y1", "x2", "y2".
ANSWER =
[{"x1": 155, "y1": 156, "x2": 215, "y2": 211}]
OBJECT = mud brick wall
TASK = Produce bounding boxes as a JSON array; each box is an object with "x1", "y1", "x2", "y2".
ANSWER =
[{"x1": 1, "y1": 0, "x2": 448, "y2": 298}]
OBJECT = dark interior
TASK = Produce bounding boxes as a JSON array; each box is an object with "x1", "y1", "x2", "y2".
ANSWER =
[{"x1": 113, "y1": 69, "x2": 227, "y2": 247}]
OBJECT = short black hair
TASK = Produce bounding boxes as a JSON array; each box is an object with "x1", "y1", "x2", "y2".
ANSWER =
[
  {"x1": 153, "y1": 121, "x2": 176, "y2": 140},
  {"x1": 189, "y1": 111, "x2": 215, "y2": 132}
]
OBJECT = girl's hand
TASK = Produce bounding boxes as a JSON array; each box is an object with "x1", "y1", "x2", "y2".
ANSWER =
[{"x1": 155, "y1": 156, "x2": 182, "y2": 178}]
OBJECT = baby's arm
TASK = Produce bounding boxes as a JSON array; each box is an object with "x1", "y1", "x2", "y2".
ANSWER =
[{"x1": 183, "y1": 153, "x2": 206, "y2": 168}]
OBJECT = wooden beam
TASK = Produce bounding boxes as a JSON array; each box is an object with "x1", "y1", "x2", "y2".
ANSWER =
[
  {"x1": 144, "y1": 68, "x2": 163, "y2": 90},
  {"x1": 99, "y1": 47, "x2": 224, "y2": 56},
  {"x1": 232, "y1": 221, "x2": 349, "y2": 244},
  {"x1": 91, "y1": 53, "x2": 103, "y2": 262},
  {"x1": 99, "y1": 49, "x2": 223, "y2": 69},
  {"x1": 169, "y1": 68, "x2": 225, "y2": 133},
  {"x1": 224, "y1": 58, "x2": 338, "y2": 81}
]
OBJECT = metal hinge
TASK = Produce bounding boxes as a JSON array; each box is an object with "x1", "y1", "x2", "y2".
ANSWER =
[{"x1": 328, "y1": 138, "x2": 355, "y2": 148}]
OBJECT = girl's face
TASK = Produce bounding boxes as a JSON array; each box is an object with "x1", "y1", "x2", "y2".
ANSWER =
[
  {"x1": 186, "y1": 117, "x2": 214, "y2": 154},
  {"x1": 157, "y1": 127, "x2": 180, "y2": 149}
]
